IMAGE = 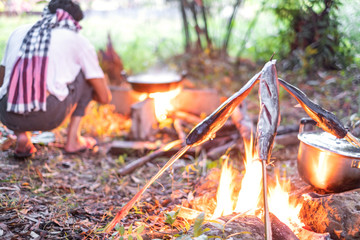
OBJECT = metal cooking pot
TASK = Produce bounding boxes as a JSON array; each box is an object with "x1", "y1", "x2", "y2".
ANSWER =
[
  {"x1": 124, "y1": 71, "x2": 185, "y2": 93},
  {"x1": 297, "y1": 118, "x2": 360, "y2": 192}
]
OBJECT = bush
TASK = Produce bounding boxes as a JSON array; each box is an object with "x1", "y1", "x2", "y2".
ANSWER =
[{"x1": 272, "y1": 0, "x2": 353, "y2": 71}]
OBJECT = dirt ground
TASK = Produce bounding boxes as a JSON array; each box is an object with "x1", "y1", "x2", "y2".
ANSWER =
[
  {"x1": 0, "y1": 129, "x2": 307, "y2": 240},
  {"x1": 0, "y1": 57, "x2": 359, "y2": 239}
]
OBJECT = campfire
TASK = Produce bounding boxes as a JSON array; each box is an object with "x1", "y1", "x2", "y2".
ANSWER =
[
  {"x1": 105, "y1": 60, "x2": 360, "y2": 240},
  {"x1": 212, "y1": 134, "x2": 303, "y2": 232},
  {"x1": 189, "y1": 133, "x2": 305, "y2": 237},
  {"x1": 138, "y1": 87, "x2": 182, "y2": 122}
]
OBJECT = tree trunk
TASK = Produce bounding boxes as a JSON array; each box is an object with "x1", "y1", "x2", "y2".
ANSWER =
[{"x1": 180, "y1": 0, "x2": 191, "y2": 52}]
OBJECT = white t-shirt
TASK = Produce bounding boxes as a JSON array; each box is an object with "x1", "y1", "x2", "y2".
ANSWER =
[{"x1": 0, "y1": 24, "x2": 104, "y2": 101}]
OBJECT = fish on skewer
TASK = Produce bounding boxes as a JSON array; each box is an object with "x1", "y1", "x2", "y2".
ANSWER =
[
  {"x1": 256, "y1": 60, "x2": 280, "y2": 163},
  {"x1": 104, "y1": 63, "x2": 273, "y2": 233},
  {"x1": 278, "y1": 78, "x2": 360, "y2": 148},
  {"x1": 255, "y1": 60, "x2": 280, "y2": 240},
  {"x1": 186, "y1": 71, "x2": 261, "y2": 146}
]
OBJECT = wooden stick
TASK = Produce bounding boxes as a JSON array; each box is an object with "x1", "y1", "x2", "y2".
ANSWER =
[
  {"x1": 174, "y1": 110, "x2": 202, "y2": 125},
  {"x1": 173, "y1": 119, "x2": 186, "y2": 142},
  {"x1": 231, "y1": 103, "x2": 253, "y2": 141},
  {"x1": 206, "y1": 139, "x2": 237, "y2": 160},
  {"x1": 262, "y1": 159, "x2": 272, "y2": 240},
  {"x1": 117, "y1": 140, "x2": 183, "y2": 176},
  {"x1": 345, "y1": 132, "x2": 360, "y2": 149},
  {"x1": 104, "y1": 145, "x2": 191, "y2": 233}
]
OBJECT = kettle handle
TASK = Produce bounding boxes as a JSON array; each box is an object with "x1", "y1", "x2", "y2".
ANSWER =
[{"x1": 299, "y1": 118, "x2": 317, "y2": 134}]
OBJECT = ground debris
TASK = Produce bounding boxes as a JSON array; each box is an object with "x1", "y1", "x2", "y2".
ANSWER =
[{"x1": 0, "y1": 64, "x2": 358, "y2": 239}]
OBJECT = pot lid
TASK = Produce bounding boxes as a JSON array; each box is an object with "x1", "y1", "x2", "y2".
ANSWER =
[
  {"x1": 298, "y1": 131, "x2": 360, "y2": 158},
  {"x1": 127, "y1": 72, "x2": 181, "y2": 84}
]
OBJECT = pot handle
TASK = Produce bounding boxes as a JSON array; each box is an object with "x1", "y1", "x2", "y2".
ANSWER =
[{"x1": 299, "y1": 117, "x2": 317, "y2": 134}]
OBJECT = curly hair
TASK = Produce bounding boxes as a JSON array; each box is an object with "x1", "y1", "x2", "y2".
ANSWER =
[{"x1": 48, "y1": 0, "x2": 84, "y2": 22}]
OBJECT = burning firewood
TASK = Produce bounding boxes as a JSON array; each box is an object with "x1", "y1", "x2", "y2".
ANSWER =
[
  {"x1": 104, "y1": 59, "x2": 358, "y2": 235},
  {"x1": 270, "y1": 213, "x2": 299, "y2": 240},
  {"x1": 104, "y1": 61, "x2": 278, "y2": 233},
  {"x1": 103, "y1": 62, "x2": 265, "y2": 233}
]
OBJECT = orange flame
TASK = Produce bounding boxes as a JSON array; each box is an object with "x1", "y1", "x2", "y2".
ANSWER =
[
  {"x1": 148, "y1": 88, "x2": 181, "y2": 122},
  {"x1": 268, "y1": 174, "x2": 304, "y2": 230},
  {"x1": 212, "y1": 134, "x2": 304, "y2": 232},
  {"x1": 234, "y1": 134, "x2": 262, "y2": 215},
  {"x1": 212, "y1": 157, "x2": 237, "y2": 219}
]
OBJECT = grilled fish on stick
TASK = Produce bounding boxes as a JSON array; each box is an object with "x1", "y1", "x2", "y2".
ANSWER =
[
  {"x1": 278, "y1": 78, "x2": 360, "y2": 148},
  {"x1": 256, "y1": 60, "x2": 280, "y2": 163},
  {"x1": 256, "y1": 60, "x2": 280, "y2": 240},
  {"x1": 186, "y1": 72, "x2": 260, "y2": 146}
]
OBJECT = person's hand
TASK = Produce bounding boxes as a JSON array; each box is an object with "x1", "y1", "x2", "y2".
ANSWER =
[{"x1": 88, "y1": 78, "x2": 112, "y2": 104}]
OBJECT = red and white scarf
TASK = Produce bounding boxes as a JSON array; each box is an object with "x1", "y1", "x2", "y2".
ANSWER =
[{"x1": 7, "y1": 7, "x2": 81, "y2": 114}]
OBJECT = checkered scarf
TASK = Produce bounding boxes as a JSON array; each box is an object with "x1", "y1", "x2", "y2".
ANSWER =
[{"x1": 7, "y1": 7, "x2": 81, "y2": 114}]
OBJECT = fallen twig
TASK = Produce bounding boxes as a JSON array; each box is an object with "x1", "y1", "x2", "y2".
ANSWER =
[
  {"x1": 174, "y1": 119, "x2": 186, "y2": 142},
  {"x1": 117, "y1": 140, "x2": 183, "y2": 176}
]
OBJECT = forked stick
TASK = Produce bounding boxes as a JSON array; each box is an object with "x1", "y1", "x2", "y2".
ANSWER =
[
  {"x1": 104, "y1": 63, "x2": 267, "y2": 233},
  {"x1": 104, "y1": 145, "x2": 190, "y2": 233}
]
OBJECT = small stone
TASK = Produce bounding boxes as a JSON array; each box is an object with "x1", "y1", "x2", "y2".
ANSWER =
[{"x1": 199, "y1": 215, "x2": 265, "y2": 240}]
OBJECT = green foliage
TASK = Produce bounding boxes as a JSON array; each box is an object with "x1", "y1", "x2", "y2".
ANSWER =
[
  {"x1": 1, "y1": 1, "x2": 358, "y2": 71},
  {"x1": 80, "y1": 14, "x2": 182, "y2": 74},
  {"x1": 193, "y1": 212, "x2": 210, "y2": 237},
  {"x1": 165, "y1": 208, "x2": 181, "y2": 226},
  {"x1": 111, "y1": 223, "x2": 145, "y2": 240},
  {"x1": 271, "y1": 0, "x2": 354, "y2": 71},
  {"x1": 0, "y1": 15, "x2": 38, "y2": 61},
  {"x1": 169, "y1": 212, "x2": 210, "y2": 240},
  {"x1": 0, "y1": 12, "x2": 182, "y2": 75},
  {"x1": 116, "y1": 154, "x2": 127, "y2": 165}
]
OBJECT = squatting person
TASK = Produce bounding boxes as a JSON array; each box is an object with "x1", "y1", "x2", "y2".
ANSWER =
[{"x1": 0, "y1": 0, "x2": 112, "y2": 158}]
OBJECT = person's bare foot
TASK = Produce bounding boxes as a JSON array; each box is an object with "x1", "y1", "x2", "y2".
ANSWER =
[
  {"x1": 15, "y1": 132, "x2": 37, "y2": 157},
  {"x1": 64, "y1": 136, "x2": 97, "y2": 153}
]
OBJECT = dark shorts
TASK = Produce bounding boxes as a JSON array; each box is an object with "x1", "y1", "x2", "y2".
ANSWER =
[{"x1": 0, "y1": 71, "x2": 93, "y2": 132}]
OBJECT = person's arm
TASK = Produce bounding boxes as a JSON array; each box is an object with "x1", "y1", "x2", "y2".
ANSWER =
[
  {"x1": 87, "y1": 77, "x2": 112, "y2": 104},
  {"x1": 0, "y1": 66, "x2": 5, "y2": 87}
]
